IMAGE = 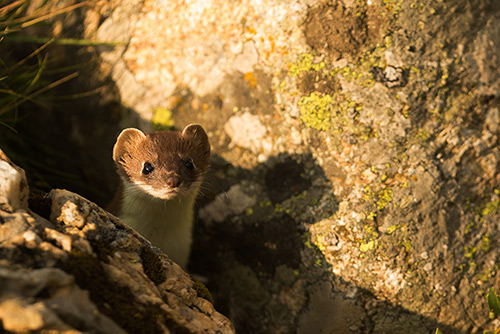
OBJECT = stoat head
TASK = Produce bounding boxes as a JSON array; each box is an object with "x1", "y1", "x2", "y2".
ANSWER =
[{"x1": 113, "y1": 124, "x2": 210, "y2": 200}]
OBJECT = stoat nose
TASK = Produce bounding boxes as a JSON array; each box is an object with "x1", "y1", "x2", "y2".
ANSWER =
[{"x1": 166, "y1": 175, "x2": 181, "y2": 188}]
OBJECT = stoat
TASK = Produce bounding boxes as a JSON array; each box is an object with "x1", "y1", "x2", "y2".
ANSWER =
[{"x1": 112, "y1": 124, "x2": 210, "y2": 269}]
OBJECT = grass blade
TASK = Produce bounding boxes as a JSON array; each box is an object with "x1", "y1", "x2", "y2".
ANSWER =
[{"x1": 0, "y1": 71, "x2": 78, "y2": 115}]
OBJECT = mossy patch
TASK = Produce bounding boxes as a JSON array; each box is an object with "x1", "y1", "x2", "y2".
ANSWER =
[
  {"x1": 140, "y1": 246, "x2": 167, "y2": 285},
  {"x1": 191, "y1": 278, "x2": 214, "y2": 303}
]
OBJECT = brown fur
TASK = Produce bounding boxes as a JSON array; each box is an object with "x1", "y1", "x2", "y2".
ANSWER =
[
  {"x1": 110, "y1": 124, "x2": 210, "y2": 268},
  {"x1": 113, "y1": 124, "x2": 210, "y2": 198}
]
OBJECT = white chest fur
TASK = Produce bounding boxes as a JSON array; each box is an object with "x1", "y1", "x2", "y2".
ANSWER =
[{"x1": 120, "y1": 183, "x2": 197, "y2": 269}]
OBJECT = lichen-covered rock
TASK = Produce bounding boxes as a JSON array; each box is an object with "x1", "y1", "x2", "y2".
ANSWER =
[
  {"x1": 6, "y1": 0, "x2": 500, "y2": 333},
  {"x1": 0, "y1": 150, "x2": 234, "y2": 334},
  {"x1": 83, "y1": 1, "x2": 500, "y2": 333}
]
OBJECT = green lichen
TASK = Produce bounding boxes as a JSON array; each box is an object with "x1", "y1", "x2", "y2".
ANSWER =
[
  {"x1": 481, "y1": 234, "x2": 491, "y2": 252},
  {"x1": 476, "y1": 269, "x2": 491, "y2": 283},
  {"x1": 362, "y1": 185, "x2": 373, "y2": 202},
  {"x1": 364, "y1": 225, "x2": 379, "y2": 238},
  {"x1": 305, "y1": 240, "x2": 315, "y2": 249},
  {"x1": 309, "y1": 197, "x2": 320, "y2": 206},
  {"x1": 314, "y1": 234, "x2": 327, "y2": 252},
  {"x1": 381, "y1": 173, "x2": 388, "y2": 182},
  {"x1": 401, "y1": 240, "x2": 411, "y2": 253},
  {"x1": 476, "y1": 267, "x2": 496, "y2": 283},
  {"x1": 363, "y1": 186, "x2": 394, "y2": 210},
  {"x1": 359, "y1": 225, "x2": 379, "y2": 253},
  {"x1": 387, "y1": 224, "x2": 403, "y2": 235},
  {"x1": 465, "y1": 221, "x2": 476, "y2": 234},
  {"x1": 259, "y1": 200, "x2": 272, "y2": 208},
  {"x1": 152, "y1": 107, "x2": 175, "y2": 130},
  {"x1": 298, "y1": 92, "x2": 333, "y2": 131},
  {"x1": 360, "y1": 240, "x2": 375, "y2": 252},
  {"x1": 335, "y1": 35, "x2": 395, "y2": 88},
  {"x1": 468, "y1": 261, "x2": 477, "y2": 275},
  {"x1": 376, "y1": 188, "x2": 393, "y2": 210},
  {"x1": 274, "y1": 203, "x2": 284, "y2": 213},
  {"x1": 191, "y1": 278, "x2": 213, "y2": 303},
  {"x1": 417, "y1": 128, "x2": 430, "y2": 141},
  {"x1": 442, "y1": 91, "x2": 477, "y2": 123},
  {"x1": 383, "y1": 0, "x2": 403, "y2": 15},
  {"x1": 289, "y1": 54, "x2": 326, "y2": 77},
  {"x1": 482, "y1": 200, "x2": 500, "y2": 217},
  {"x1": 462, "y1": 233, "x2": 493, "y2": 277},
  {"x1": 464, "y1": 245, "x2": 477, "y2": 260}
]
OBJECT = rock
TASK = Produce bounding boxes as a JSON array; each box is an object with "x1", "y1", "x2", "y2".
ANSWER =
[
  {"x1": 5, "y1": 0, "x2": 500, "y2": 333},
  {"x1": 0, "y1": 150, "x2": 28, "y2": 212},
  {"x1": 485, "y1": 107, "x2": 499, "y2": 134},
  {"x1": 233, "y1": 41, "x2": 259, "y2": 74},
  {"x1": 472, "y1": 17, "x2": 500, "y2": 96},
  {"x1": 199, "y1": 183, "x2": 256, "y2": 223},
  {"x1": 224, "y1": 111, "x2": 268, "y2": 153},
  {"x1": 0, "y1": 151, "x2": 234, "y2": 334}
]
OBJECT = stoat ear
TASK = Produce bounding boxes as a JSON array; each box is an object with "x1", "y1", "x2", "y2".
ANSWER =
[
  {"x1": 113, "y1": 128, "x2": 146, "y2": 164},
  {"x1": 182, "y1": 123, "x2": 210, "y2": 157}
]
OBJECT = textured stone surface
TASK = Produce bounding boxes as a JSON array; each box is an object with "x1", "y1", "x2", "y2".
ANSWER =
[
  {"x1": 0, "y1": 150, "x2": 234, "y2": 334},
  {"x1": 79, "y1": 1, "x2": 500, "y2": 332},
  {"x1": 4, "y1": 0, "x2": 500, "y2": 333}
]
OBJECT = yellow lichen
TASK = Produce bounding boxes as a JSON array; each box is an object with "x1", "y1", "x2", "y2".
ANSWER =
[
  {"x1": 401, "y1": 240, "x2": 411, "y2": 253},
  {"x1": 298, "y1": 92, "x2": 333, "y2": 131},
  {"x1": 376, "y1": 188, "x2": 393, "y2": 210},
  {"x1": 464, "y1": 245, "x2": 476, "y2": 260},
  {"x1": 480, "y1": 234, "x2": 491, "y2": 252},
  {"x1": 360, "y1": 240, "x2": 375, "y2": 252},
  {"x1": 259, "y1": 200, "x2": 272, "y2": 208},
  {"x1": 152, "y1": 107, "x2": 175, "y2": 130},
  {"x1": 387, "y1": 224, "x2": 402, "y2": 235},
  {"x1": 482, "y1": 199, "x2": 500, "y2": 217},
  {"x1": 314, "y1": 235, "x2": 327, "y2": 252},
  {"x1": 289, "y1": 54, "x2": 325, "y2": 77}
]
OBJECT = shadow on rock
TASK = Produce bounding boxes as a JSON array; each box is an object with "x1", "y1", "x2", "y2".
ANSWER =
[{"x1": 190, "y1": 152, "x2": 461, "y2": 334}]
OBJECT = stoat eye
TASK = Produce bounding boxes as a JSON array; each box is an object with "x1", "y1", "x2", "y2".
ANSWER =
[
  {"x1": 142, "y1": 162, "x2": 154, "y2": 175},
  {"x1": 185, "y1": 159, "x2": 195, "y2": 171}
]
